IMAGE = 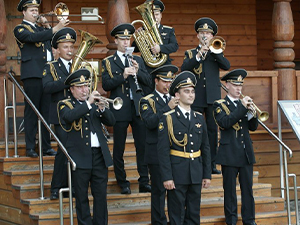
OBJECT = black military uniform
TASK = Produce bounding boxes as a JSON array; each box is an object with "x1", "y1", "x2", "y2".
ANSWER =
[
  {"x1": 158, "y1": 71, "x2": 211, "y2": 225},
  {"x1": 14, "y1": 0, "x2": 56, "y2": 157},
  {"x1": 181, "y1": 17, "x2": 230, "y2": 174},
  {"x1": 133, "y1": 0, "x2": 178, "y2": 75},
  {"x1": 58, "y1": 69, "x2": 115, "y2": 225},
  {"x1": 213, "y1": 69, "x2": 258, "y2": 225},
  {"x1": 42, "y1": 27, "x2": 76, "y2": 199},
  {"x1": 102, "y1": 23, "x2": 152, "y2": 194},
  {"x1": 139, "y1": 65, "x2": 178, "y2": 225}
]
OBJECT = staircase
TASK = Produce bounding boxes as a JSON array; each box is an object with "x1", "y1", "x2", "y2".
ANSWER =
[{"x1": 0, "y1": 137, "x2": 296, "y2": 225}]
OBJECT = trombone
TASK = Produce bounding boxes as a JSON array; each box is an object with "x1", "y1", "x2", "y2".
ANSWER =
[
  {"x1": 201, "y1": 36, "x2": 226, "y2": 60},
  {"x1": 221, "y1": 83, "x2": 269, "y2": 122},
  {"x1": 36, "y1": 2, "x2": 105, "y2": 24}
]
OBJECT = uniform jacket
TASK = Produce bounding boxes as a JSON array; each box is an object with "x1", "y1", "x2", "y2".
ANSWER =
[
  {"x1": 158, "y1": 107, "x2": 211, "y2": 185},
  {"x1": 213, "y1": 96, "x2": 258, "y2": 167},
  {"x1": 139, "y1": 91, "x2": 171, "y2": 164},
  {"x1": 102, "y1": 52, "x2": 152, "y2": 121},
  {"x1": 181, "y1": 46, "x2": 230, "y2": 108},
  {"x1": 14, "y1": 21, "x2": 53, "y2": 80},
  {"x1": 42, "y1": 58, "x2": 71, "y2": 124},
  {"x1": 58, "y1": 96, "x2": 116, "y2": 169}
]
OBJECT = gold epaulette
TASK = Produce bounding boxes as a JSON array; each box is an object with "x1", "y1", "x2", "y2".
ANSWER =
[
  {"x1": 142, "y1": 94, "x2": 154, "y2": 100},
  {"x1": 46, "y1": 60, "x2": 57, "y2": 64},
  {"x1": 103, "y1": 55, "x2": 113, "y2": 61},
  {"x1": 163, "y1": 25, "x2": 173, "y2": 29},
  {"x1": 163, "y1": 109, "x2": 175, "y2": 116},
  {"x1": 103, "y1": 56, "x2": 114, "y2": 78},
  {"x1": 215, "y1": 99, "x2": 226, "y2": 104},
  {"x1": 139, "y1": 94, "x2": 155, "y2": 116},
  {"x1": 186, "y1": 49, "x2": 194, "y2": 59},
  {"x1": 195, "y1": 111, "x2": 202, "y2": 116}
]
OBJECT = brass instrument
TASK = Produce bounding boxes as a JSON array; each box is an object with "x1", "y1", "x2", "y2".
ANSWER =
[
  {"x1": 201, "y1": 36, "x2": 226, "y2": 60},
  {"x1": 36, "y1": 2, "x2": 105, "y2": 24},
  {"x1": 131, "y1": 0, "x2": 167, "y2": 68},
  {"x1": 221, "y1": 83, "x2": 269, "y2": 122},
  {"x1": 95, "y1": 96, "x2": 123, "y2": 110},
  {"x1": 70, "y1": 30, "x2": 102, "y2": 93}
]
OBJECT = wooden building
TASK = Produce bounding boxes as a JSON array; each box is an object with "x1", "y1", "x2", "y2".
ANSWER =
[{"x1": 0, "y1": 0, "x2": 300, "y2": 224}]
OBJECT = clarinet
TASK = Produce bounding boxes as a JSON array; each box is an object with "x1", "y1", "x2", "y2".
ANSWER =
[{"x1": 125, "y1": 47, "x2": 142, "y2": 93}]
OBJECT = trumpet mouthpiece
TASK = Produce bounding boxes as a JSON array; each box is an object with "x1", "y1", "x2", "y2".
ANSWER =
[{"x1": 67, "y1": 52, "x2": 72, "y2": 56}]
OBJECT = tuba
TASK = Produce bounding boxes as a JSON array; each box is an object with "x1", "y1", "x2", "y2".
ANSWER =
[
  {"x1": 70, "y1": 30, "x2": 102, "y2": 92},
  {"x1": 132, "y1": 0, "x2": 167, "y2": 68}
]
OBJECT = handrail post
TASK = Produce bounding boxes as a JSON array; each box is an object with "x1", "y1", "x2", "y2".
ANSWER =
[
  {"x1": 4, "y1": 76, "x2": 9, "y2": 158},
  {"x1": 68, "y1": 162, "x2": 74, "y2": 225},
  {"x1": 12, "y1": 82, "x2": 18, "y2": 158},
  {"x1": 38, "y1": 119, "x2": 45, "y2": 199},
  {"x1": 278, "y1": 106, "x2": 285, "y2": 198},
  {"x1": 284, "y1": 150, "x2": 292, "y2": 224}
]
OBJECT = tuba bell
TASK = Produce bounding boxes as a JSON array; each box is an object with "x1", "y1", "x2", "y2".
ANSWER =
[
  {"x1": 131, "y1": 0, "x2": 167, "y2": 68},
  {"x1": 70, "y1": 30, "x2": 102, "y2": 93}
]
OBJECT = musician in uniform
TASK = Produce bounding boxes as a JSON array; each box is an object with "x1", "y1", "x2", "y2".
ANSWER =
[
  {"x1": 213, "y1": 69, "x2": 258, "y2": 225},
  {"x1": 14, "y1": 0, "x2": 68, "y2": 157},
  {"x1": 139, "y1": 65, "x2": 178, "y2": 225},
  {"x1": 133, "y1": 0, "x2": 179, "y2": 75},
  {"x1": 181, "y1": 17, "x2": 230, "y2": 174},
  {"x1": 42, "y1": 27, "x2": 76, "y2": 200},
  {"x1": 58, "y1": 68, "x2": 115, "y2": 225},
  {"x1": 102, "y1": 23, "x2": 152, "y2": 194},
  {"x1": 158, "y1": 71, "x2": 211, "y2": 224}
]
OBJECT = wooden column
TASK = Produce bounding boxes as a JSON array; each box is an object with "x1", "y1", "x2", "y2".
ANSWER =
[
  {"x1": 105, "y1": 0, "x2": 131, "y2": 56},
  {"x1": 272, "y1": 0, "x2": 295, "y2": 100},
  {"x1": 0, "y1": 0, "x2": 7, "y2": 139}
]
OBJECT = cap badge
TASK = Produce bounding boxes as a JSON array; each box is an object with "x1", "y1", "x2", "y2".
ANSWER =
[
  {"x1": 80, "y1": 75, "x2": 85, "y2": 82},
  {"x1": 32, "y1": 0, "x2": 37, "y2": 4},
  {"x1": 203, "y1": 23, "x2": 208, "y2": 29},
  {"x1": 167, "y1": 71, "x2": 173, "y2": 77},
  {"x1": 186, "y1": 77, "x2": 192, "y2": 83},
  {"x1": 195, "y1": 123, "x2": 202, "y2": 128},
  {"x1": 124, "y1": 29, "x2": 129, "y2": 35},
  {"x1": 66, "y1": 33, "x2": 71, "y2": 40},
  {"x1": 237, "y1": 75, "x2": 243, "y2": 81}
]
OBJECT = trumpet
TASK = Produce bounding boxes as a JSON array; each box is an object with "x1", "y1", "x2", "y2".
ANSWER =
[
  {"x1": 221, "y1": 83, "x2": 269, "y2": 122},
  {"x1": 95, "y1": 95, "x2": 123, "y2": 110},
  {"x1": 200, "y1": 36, "x2": 226, "y2": 60}
]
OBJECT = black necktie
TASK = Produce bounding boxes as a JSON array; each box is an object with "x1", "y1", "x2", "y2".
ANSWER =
[
  {"x1": 234, "y1": 100, "x2": 239, "y2": 107},
  {"x1": 185, "y1": 112, "x2": 190, "y2": 121},
  {"x1": 123, "y1": 54, "x2": 129, "y2": 67},
  {"x1": 68, "y1": 62, "x2": 72, "y2": 73},
  {"x1": 163, "y1": 94, "x2": 169, "y2": 104}
]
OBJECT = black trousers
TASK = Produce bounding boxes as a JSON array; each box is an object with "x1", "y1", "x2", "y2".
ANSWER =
[
  {"x1": 222, "y1": 164, "x2": 255, "y2": 224},
  {"x1": 112, "y1": 102, "x2": 149, "y2": 188},
  {"x1": 192, "y1": 104, "x2": 218, "y2": 169},
  {"x1": 167, "y1": 184, "x2": 202, "y2": 225},
  {"x1": 72, "y1": 148, "x2": 108, "y2": 225},
  {"x1": 23, "y1": 78, "x2": 51, "y2": 151},
  {"x1": 148, "y1": 164, "x2": 167, "y2": 225},
  {"x1": 50, "y1": 124, "x2": 68, "y2": 191}
]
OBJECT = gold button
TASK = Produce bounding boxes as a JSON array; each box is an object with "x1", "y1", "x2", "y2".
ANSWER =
[
  {"x1": 127, "y1": 94, "x2": 129, "y2": 97},
  {"x1": 126, "y1": 87, "x2": 128, "y2": 90},
  {"x1": 239, "y1": 119, "x2": 242, "y2": 122},
  {"x1": 241, "y1": 141, "x2": 244, "y2": 144},
  {"x1": 191, "y1": 142, "x2": 194, "y2": 145},
  {"x1": 190, "y1": 153, "x2": 193, "y2": 158},
  {"x1": 86, "y1": 135, "x2": 89, "y2": 138},
  {"x1": 43, "y1": 56, "x2": 46, "y2": 59},
  {"x1": 87, "y1": 113, "x2": 90, "y2": 116},
  {"x1": 203, "y1": 85, "x2": 206, "y2": 87},
  {"x1": 85, "y1": 120, "x2": 88, "y2": 123},
  {"x1": 241, "y1": 126, "x2": 243, "y2": 129},
  {"x1": 204, "y1": 77, "x2": 206, "y2": 80},
  {"x1": 85, "y1": 127, "x2": 88, "y2": 130},
  {"x1": 191, "y1": 158, "x2": 194, "y2": 160},
  {"x1": 191, "y1": 150, "x2": 194, "y2": 152},
  {"x1": 190, "y1": 134, "x2": 192, "y2": 137},
  {"x1": 241, "y1": 134, "x2": 243, "y2": 136},
  {"x1": 86, "y1": 143, "x2": 88, "y2": 146}
]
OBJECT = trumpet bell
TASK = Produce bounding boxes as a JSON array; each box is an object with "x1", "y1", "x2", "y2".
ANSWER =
[
  {"x1": 258, "y1": 111, "x2": 269, "y2": 122},
  {"x1": 112, "y1": 97, "x2": 123, "y2": 110},
  {"x1": 209, "y1": 36, "x2": 226, "y2": 54},
  {"x1": 54, "y1": 2, "x2": 69, "y2": 21}
]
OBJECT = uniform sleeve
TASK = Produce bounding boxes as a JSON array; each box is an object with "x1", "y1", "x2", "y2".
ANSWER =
[
  {"x1": 210, "y1": 52, "x2": 231, "y2": 70},
  {"x1": 14, "y1": 25, "x2": 53, "y2": 43},
  {"x1": 59, "y1": 101, "x2": 90, "y2": 124},
  {"x1": 248, "y1": 116, "x2": 258, "y2": 131},
  {"x1": 136, "y1": 57, "x2": 152, "y2": 87},
  {"x1": 213, "y1": 101, "x2": 248, "y2": 130},
  {"x1": 94, "y1": 107, "x2": 116, "y2": 127},
  {"x1": 139, "y1": 98, "x2": 171, "y2": 130},
  {"x1": 181, "y1": 50, "x2": 200, "y2": 72},
  {"x1": 42, "y1": 63, "x2": 69, "y2": 94},
  {"x1": 159, "y1": 27, "x2": 179, "y2": 54},
  {"x1": 157, "y1": 115, "x2": 173, "y2": 182},
  {"x1": 101, "y1": 58, "x2": 126, "y2": 91},
  {"x1": 199, "y1": 117, "x2": 212, "y2": 179}
]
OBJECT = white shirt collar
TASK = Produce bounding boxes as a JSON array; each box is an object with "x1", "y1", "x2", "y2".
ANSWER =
[
  {"x1": 155, "y1": 90, "x2": 170, "y2": 102},
  {"x1": 60, "y1": 57, "x2": 72, "y2": 71},
  {"x1": 227, "y1": 95, "x2": 239, "y2": 106},
  {"x1": 177, "y1": 105, "x2": 190, "y2": 119},
  {"x1": 23, "y1": 19, "x2": 36, "y2": 27}
]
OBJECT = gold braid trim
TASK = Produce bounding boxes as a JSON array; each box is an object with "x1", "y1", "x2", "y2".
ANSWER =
[
  {"x1": 105, "y1": 59, "x2": 114, "y2": 78},
  {"x1": 139, "y1": 94, "x2": 155, "y2": 118},
  {"x1": 48, "y1": 62, "x2": 58, "y2": 81},
  {"x1": 57, "y1": 100, "x2": 83, "y2": 137},
  {"x1": 148, "y1": 98, "x2": 156, "y2": 114},
  {"x1": 14, "y1": 24, "x2": 42, "y2": 48},
  {"x1": 220, "y1": 102, "x2": 240, "y2": 131},
  {"x1": 166, "y1": 114, "x2": 188, "y2": 150}
]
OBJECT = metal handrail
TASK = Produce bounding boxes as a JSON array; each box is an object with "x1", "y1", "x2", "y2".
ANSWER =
[
  {"x1": 6, "y1": 70, "x2": 76, "y2": 224},
  {"x1": 277, "y1": 104, "x2": 299, "y2": 225}
]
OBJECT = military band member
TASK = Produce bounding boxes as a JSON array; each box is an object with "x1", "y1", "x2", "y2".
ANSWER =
[
  {"x1": 213, "y1": 69, "x2": 258, "y2": 225},
  {"x1": 14, "y1": 0, "x2": 68, "y2": 157},
  {"x1": 181, "y1": 17, "x2": 230, "y2": 174},
  {"x1": 102, "y1": 23, "x2": 152, "y2": 194},
  {"x1": 133, "y1": 0, "x2": 179, "y2": 75},
  {"x1": 58, "y1": 68, "x2": 115, "y2": 225},
  {"x1": 42, "y1": 27, "x2": 77, "y2": 200},
  {"x1": 139, "y1": 65, "x2": 178, "y2": 225},
  {"x1": 158, "y1": 71, "x2": 211, "y2": 225}
]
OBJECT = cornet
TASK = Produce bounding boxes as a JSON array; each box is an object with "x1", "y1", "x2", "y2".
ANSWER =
[{"x1": 95, "y1": 95, "x2": 123, "y2": 110}]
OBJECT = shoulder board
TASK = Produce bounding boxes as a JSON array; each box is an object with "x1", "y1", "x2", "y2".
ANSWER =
[
  {"x1": 163, "y1": 25, "x2": 173, "y2": 29},
  {"x1": 46, "y1": 60, "x2": 57, "y2": 65},
  {"x1": 103, "y1": 55, "x2": 113, "y2": 61},
  {"x1": 163, "y1": 109, "x2": 175, "y2": 116},
  {"x1": 195, "y1": 111, "x2": 202, "y2": 115},
  {"x1": 215, "y1": 99, "x2": 226, "y2": 104},
  {"x1": 186, "y1": 49, "x2": 196, "y2": 59},
  {"x1": 142, "y1": 94, "x2": 154, "y2": 100}
]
